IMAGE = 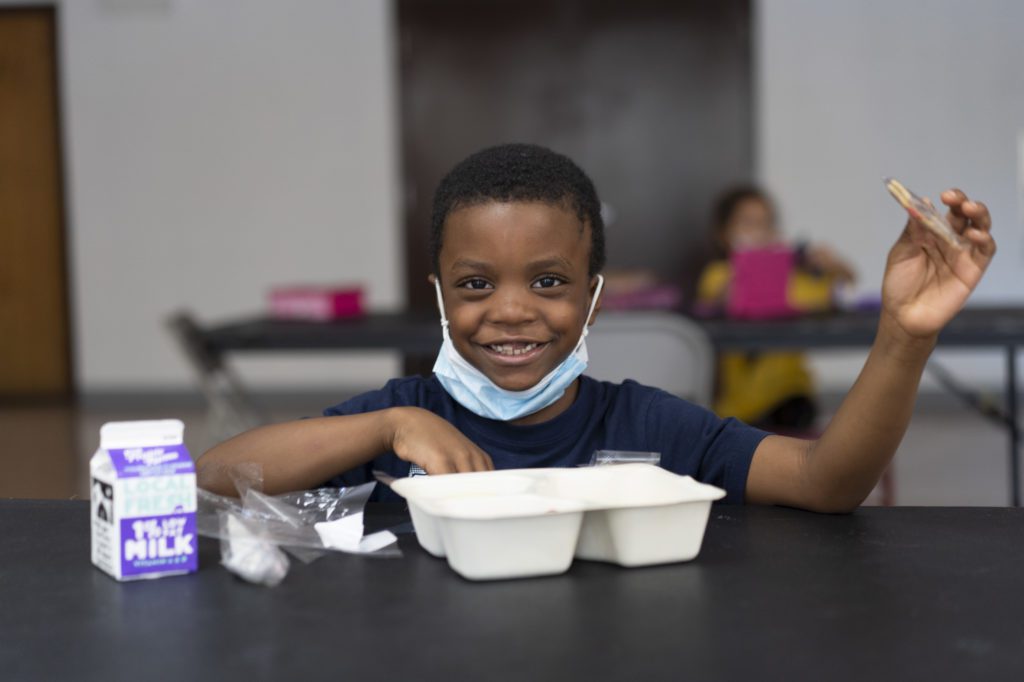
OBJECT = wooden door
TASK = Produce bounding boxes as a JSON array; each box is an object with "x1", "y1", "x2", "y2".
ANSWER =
[
  {"x1": 398, "y1": 0, "x2": 753, "y2": 313},
  {"x1": 0, "y1": 8, "x2": 72, "y2": 397}
]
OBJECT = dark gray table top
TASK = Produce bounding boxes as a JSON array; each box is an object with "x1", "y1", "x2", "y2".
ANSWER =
[
  {"x1": 2, "y1": 500, "x2": 1023, "y2": 681},
  {"x1": 198, "y1": 306, "x2": 1024, "y2": 355},
  {"x1": 699, "y1": 306, "x2": 1024, "y2": 351}
]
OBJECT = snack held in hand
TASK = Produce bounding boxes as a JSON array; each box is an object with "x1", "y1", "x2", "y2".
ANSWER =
[{"x1": 884, "y1": 177, "x2": 964, "y2": 249}]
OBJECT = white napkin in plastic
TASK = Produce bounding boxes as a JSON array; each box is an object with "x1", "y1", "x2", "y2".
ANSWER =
[
  {"x1": 221, "y1": 513, "x2": 290, "y2": 587},
  {"x1": 314, "y1": 512, "x2": 397, "y2": 554}
]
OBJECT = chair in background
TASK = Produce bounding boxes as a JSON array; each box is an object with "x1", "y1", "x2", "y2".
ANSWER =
[
  {"x1": 585, "y1": 312, "x2": 714, "y2": 407},
  {"x1": 167, "y1": 311, "x2": 264, "y2": 443}
]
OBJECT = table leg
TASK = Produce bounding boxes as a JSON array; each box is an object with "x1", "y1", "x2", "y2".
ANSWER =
[{"x1": 1008, "y1": 346, "x2": 1020, "y2": 507}]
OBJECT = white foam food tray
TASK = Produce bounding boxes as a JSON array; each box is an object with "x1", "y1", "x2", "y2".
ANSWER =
[{"x1": 390, "y1": 464, "x2": 725, "y2": 580}]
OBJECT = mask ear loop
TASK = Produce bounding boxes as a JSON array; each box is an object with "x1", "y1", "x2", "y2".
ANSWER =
[
  {"x1": 433, "y1": 278, "x2": 450, "y2": 331},
  {"x1": 580, "y1": 274, "x2": 605, "y2": 341}
]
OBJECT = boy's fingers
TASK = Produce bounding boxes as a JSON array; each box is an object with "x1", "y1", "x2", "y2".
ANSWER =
[
  {"x1": 471, "y1": 448, "x2": 494, "y2": 472},
  {"x1": 451, "y1": 451, "x2": 473, "y2": 473},
  {"x1": 454, "y1": 447, "x2": 489, "y2": 473},
  {"x1": 963, "y1": 200, "x2": 992, "y2": 232},
  {"x1": 965, "y1": 227, "x2": 997, "y2": 258},
  {"x1": 947, "y1": 200, "x2": 991, "y2": 241},
  {"x1": 428, "y1": 458, "x2": 456, "y2": 475},
  {"x1": 418, "y1": 443, "x2": 492, "y2": 474},
  {"x1": 941, "y1": 188, "x2": 968, "y2": 212},
  {"x1": 946, "y1": 211, "x2": 969, "y2": 235},
  {"x1": 940, "y1": 188, "x2": 969, "y2": 233},
  {"x1": 460, "y1": 440, "x2": 493, "y2": 471},
  {"x1": 476, "y1": 449, "x2": 495, "y2": 471}
]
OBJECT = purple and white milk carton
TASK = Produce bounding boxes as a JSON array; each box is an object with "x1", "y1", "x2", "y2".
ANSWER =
[{"x1": 90, "y1": 419, "x2": 198, "y2": 581}]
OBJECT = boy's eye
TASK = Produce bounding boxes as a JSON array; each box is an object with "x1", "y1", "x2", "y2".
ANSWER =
[
  {"x1": 532, "y1": 275, "x2": 566, "y2": 289},
  {"x1": 459, "y1": 278, "x2": 493, "y2": 291}
]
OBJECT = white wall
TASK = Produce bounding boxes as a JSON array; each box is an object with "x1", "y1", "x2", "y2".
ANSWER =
[
  {"x1": 756, "y1": 0, "x2": 1024, "y2": 390},
  {"x1": 59, "y1": 0, "x2": 404, "y2": 392}
]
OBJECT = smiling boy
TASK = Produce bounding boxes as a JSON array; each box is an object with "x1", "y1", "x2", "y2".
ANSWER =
[{"x1": 198, "y1": 144, "x2": 995, "y2": 512}]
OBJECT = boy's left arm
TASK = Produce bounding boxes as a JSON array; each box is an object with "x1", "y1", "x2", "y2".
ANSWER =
[{"x1": 746, "y1": 189, "x2": 996, "y2": 512}]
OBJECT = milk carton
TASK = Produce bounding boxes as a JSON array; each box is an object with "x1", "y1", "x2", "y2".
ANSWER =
[{"x1": 90, "y1": 420, "x2": 198, "y2": 581}]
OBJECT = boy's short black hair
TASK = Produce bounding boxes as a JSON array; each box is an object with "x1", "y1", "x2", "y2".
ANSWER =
[{"x1": 430, "y1": 143, "x2": 606, "y2": 276}]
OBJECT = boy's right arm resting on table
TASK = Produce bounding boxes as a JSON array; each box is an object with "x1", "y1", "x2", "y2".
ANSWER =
[{"x1": 196, "y1": 407, "x2": 494, "y2": 496}]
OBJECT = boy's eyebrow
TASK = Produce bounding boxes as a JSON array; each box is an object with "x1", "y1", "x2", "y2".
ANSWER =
[
  {"x1": 450, "y1": 256, "x2": 575, "y2": 273},
  {"x1": 450, "y1": 259, "x2": 495, "y2": 273},
  {"x1": 525, "y1": 256, "x2": 574, "y2": 271}
]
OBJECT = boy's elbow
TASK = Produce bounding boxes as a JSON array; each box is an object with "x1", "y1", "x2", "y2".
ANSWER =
[
  {"x1": 800, "y1": 486, "x2": 864, "y2": 514},
  {"x1": 798, "y1": 444, "x2": 865, "y2": 514},
  {"x1": 803, "y1": 498, "x2": 860, "y2": 515}
]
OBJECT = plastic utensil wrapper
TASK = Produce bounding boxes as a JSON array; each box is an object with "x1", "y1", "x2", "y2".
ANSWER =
[{"x1": 884, "y1": 177, "x2": 964, "y2": 249}]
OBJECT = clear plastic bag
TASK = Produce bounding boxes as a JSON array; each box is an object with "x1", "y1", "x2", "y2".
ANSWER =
[
  {"x1": 588, "y1": 450, "x2": 662, "y2": 467},
  {"x1": 196, "y1": 464, "x2": 400, "y2": 586}
]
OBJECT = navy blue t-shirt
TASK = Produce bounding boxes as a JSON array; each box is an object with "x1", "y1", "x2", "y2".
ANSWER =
[{"x1": 322, "y1": 375, "x2": 768, "y2": 504}]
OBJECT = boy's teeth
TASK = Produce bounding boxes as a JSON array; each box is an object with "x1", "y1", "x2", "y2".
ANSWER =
[{"x1": 489, "y1": 343, "x2": 539, "y2": 356}]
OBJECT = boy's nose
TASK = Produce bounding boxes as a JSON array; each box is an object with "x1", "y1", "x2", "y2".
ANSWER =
[{"x1": 485, "y1": 288, "x2": 538, "y2": 327}]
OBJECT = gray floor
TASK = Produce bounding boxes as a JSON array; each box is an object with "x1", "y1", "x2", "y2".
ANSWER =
[
  {"x1": 845, "y1": 399, "x2": 1016, "y2": 506},
  {"x1": 0, "y1": 392, "x2": 1018, "y2": 506}
]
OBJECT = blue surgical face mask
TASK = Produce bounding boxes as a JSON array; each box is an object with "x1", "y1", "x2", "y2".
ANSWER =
[{"x1": 432, "y1": 274, "x2": 604, "y2": 421}]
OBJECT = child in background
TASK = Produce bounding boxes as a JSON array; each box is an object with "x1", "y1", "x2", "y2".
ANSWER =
[
  {"x1": 695, "y1": 186, "x2": 857, "y2": 431},
  {"x1": 198, "y1": 144, "x2": 994, "y2": 513}
]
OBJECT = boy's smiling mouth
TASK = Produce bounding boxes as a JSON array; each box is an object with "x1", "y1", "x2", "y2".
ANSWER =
[{"x1": 478, "y1": 339, "x2": 550, "y2": 366}]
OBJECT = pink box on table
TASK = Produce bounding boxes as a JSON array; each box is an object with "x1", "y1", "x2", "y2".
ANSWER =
[
  {"x1": 268, "y1": 286, "x2": 365, "y2": 321},
  {"x1": 727, "y1": 246, "x2": 798, "y2": 320}
]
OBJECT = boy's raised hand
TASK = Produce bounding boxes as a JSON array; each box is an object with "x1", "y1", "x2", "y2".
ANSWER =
[
  {"x1": 387, "y1": 407, "x2": 495, "y2": 474},
  {"x1": 882, "y1": 188, "x2": 995, "y2": 340},
  {"x1": 748, "y1": 188, "x2": 995, "y2": 512}
]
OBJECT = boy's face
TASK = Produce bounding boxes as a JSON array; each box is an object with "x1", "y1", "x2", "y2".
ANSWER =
[{"x1": 435, "y1": 201, "x2": 599, "y2": 392}]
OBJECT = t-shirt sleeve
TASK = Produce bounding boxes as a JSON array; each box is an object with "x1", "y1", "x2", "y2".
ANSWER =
[
  {"x1": 323, "y1": 383, "x2": 405, "y2": 418},
  {"x1": 643, "y1": 389, "x2": 769, "y2": 504}
]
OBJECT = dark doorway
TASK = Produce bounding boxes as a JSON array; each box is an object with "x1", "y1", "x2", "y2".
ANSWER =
[
  {"x1": 0, "y1": 7, "x2": 72, "y2": 398},
  {"x1": 398, "y1": 0, "x2": 753, "y2": 314}
]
